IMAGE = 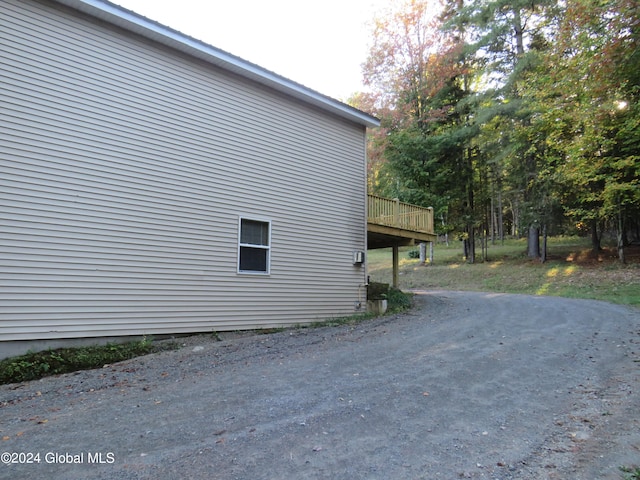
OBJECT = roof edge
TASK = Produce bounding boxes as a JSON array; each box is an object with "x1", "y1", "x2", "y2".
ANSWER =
[{"x1": 53, "y1": 0, "x2": 380, "y2": 128}]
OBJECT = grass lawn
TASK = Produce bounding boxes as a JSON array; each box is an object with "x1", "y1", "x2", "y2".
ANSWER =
[{"x1": 367, "y1": 236, "x2": 640, "y2": 307}]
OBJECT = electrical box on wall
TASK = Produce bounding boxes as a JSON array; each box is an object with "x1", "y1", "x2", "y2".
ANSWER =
[{"x1": 353, "y1": 250, "x2": 365, "y2": 265}]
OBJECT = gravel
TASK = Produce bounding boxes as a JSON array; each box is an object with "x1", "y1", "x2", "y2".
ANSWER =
[{"x1": 1, "y1": 290, "x2": 639, "y2": 479}]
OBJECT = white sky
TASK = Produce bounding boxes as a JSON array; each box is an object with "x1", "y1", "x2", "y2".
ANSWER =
[{"x1": 113, "y1": 0, "x2": 387, "y2": 101}]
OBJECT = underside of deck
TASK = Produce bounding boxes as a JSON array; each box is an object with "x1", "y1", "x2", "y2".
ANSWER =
[{"x1": 367, "y1": 223, "x2": 437, "y2": 249}]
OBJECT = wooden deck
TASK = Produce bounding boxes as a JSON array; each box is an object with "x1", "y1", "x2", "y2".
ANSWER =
[
  {"x1": 367, "y1": 195, "x2": 437, "y2": 288},
  {"x1": 367, "y1": 194, "x2": 436, "y2": 249}
]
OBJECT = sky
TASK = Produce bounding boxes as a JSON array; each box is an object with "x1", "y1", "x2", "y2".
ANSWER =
[{"x1": 113, "y1": 0, "x2": 387, "y2": 101}]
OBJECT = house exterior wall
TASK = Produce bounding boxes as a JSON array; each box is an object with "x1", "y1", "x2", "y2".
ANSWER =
[{"x1": 0, "y1": 0, "x2": 368, "y2": 343}]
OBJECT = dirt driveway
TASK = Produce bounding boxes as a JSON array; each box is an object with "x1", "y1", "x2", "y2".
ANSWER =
[{"x1": 1, "y1": 291, "x2": 639, "y2": 479}]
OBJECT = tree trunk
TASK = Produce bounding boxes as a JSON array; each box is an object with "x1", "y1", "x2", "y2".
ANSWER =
[
  {"x1": 509, "y1": 199, "x2": 519, "y2": 237},
  {"x1": 464, "y1": 145, "x2": 475, "y2": 264},
  {"x1": 490, "y1": 194, "x2": 496, "y2": 245},
  {"x1": 590, "y1": 220, "x2": 601, "y2": 252},
  {"x1": 497, "y1": 189, "x2": 504, "y2": 243},
  {"x1": 513, "y1": 8, "x2": 525, "y2": 57},
  {"x1": 618, "y1": 233, "x2": 626, "y2": 264},
  {"x1": 617, "y1": 206, "x2": 626, "y2": 264},
  {"x1": 541, "y1": 224, "x2": 547, "y2": 263},
  {"x1": 527, "y1": 225, "x2": 540, "y2": 258},
  {"x1": 482, "y1": 229, "x2": 488, "y2": 262}
]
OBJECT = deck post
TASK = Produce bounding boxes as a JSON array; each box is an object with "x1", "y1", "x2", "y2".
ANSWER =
[{"x1": 392, "y1": 244, "x2": 399, "y2": 288}]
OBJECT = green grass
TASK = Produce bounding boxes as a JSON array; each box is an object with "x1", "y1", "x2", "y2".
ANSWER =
[{"x1": 368, "y1": 236, "x2": 640, "y2": 306}]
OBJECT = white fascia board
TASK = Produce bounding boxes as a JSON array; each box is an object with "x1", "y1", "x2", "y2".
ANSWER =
[{"x1": 53, "y1": 0, "x2": 380, "y2": 128}]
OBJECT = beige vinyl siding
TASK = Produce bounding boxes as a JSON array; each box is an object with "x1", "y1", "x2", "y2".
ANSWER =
[{"x1": 0, "y1": 0, "x2": 367, "y2": 341}]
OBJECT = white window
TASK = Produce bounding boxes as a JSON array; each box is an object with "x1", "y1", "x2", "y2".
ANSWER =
[{"x1": 238, "y1": 218, "x2": 271, "y2": 274}]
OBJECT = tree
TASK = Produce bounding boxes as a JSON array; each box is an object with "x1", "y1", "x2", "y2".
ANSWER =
[
  {"x1": 540, "y1": 0, "x2": 640, "y2": 261},
  {"x1": 444, "y1": 0, "x2": 561, "y2": 259},
  {"x1": 355, "y1": 0, "x2": 639, "y2": 264},
  {"x1": 360, "y1": 0, "x2": 483, "y2": 261}
]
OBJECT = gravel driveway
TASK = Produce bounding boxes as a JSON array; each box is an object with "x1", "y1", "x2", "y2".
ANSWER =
[{"x1": 1, "y1": 291, "x2": 639, "y2": 480}]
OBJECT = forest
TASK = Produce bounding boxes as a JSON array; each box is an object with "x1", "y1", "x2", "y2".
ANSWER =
[{"x1": 350, "y1": 0, "x2": 639, "y2": 263}]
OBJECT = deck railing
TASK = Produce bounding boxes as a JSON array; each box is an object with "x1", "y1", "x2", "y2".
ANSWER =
[{"x1": 367, "y1": 194, "x2": 434, "y2": 234}]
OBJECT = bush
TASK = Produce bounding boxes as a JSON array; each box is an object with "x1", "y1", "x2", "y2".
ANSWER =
[{"x1": 387, "y1": 287, "x2": 413, "y2": 312}]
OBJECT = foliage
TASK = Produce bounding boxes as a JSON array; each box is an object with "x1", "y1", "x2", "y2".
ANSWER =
[
  {"x1": 386, "y1": 287, "x2": 413, "y2": 313},
  {"x1": 0, "y1": 338, "x2": 176, "y2": 385},
  {"x1": 620, "y1": 466, "x2": 640, "y2": 480},
  {"x1": 352, "y1": 0, "x2": 640, "y2": 263},
  {"x1": 543, "y1": 0, "x2": 640, "y2": 256},
  {"x1": 359, "y1": 0, "x2": 480, "y2": 258}
]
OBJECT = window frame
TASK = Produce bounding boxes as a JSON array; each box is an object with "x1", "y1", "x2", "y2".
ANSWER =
[{"x1": 237, "y1": 216, "x2": 271, "y2": 275}]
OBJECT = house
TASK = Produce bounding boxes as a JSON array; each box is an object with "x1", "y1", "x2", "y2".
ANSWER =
[{"x1": 0, "y1": 0, "x2": 380, "y2": 358}]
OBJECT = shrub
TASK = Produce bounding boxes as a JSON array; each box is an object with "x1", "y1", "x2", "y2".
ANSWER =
[{"x1": 387, "y1": 287, "x2": 412, "y2": 312}]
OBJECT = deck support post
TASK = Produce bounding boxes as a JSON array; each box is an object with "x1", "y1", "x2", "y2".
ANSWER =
[{"x1": 392, "y1": 244, "x2": 399, "y2": 288}]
